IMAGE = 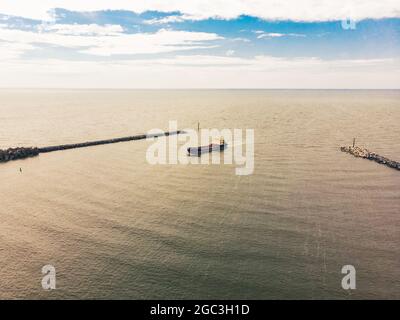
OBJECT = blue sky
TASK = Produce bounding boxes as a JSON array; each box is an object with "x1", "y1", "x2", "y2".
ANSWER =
[{"x1": 0, "y1": 1, "x2": 399, "y2": 88}]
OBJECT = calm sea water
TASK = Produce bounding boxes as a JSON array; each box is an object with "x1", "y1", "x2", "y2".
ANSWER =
[{"x1": 0, "y1": 89, "x2": 399, "y2": 299}]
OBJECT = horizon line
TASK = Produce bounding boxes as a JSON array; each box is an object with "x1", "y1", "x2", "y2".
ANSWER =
[{"x1": 0, "y1": 88, "x2": 399, "y2": 90}]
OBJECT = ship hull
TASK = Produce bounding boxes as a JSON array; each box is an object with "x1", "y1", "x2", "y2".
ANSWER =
[{"x1": 187, "y1": 143, "x2": 227, "y2": 156}]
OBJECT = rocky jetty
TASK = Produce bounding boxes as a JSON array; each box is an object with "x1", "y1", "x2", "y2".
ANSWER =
[
  {"x1": 0, "y1": 147, "x2": 39, "y2": 163},
  {"x1": 38, "y1": 130, "x2": 183, "y2": 153},
  {"x1": 0, "y1": 131, "x2": 184, "y2": 163},
  {"x1": 341, "y1": 145, "x2": 400, "y2": 171}
]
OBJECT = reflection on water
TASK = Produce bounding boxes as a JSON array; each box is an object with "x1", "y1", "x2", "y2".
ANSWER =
[{"x1": 0, "y1": 90, "x2": 399, "y2": 299}]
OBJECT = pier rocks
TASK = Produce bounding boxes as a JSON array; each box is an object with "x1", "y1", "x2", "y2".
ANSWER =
[
  {"x1": 0, "y1": 130, "x2": 184, "y2": 164},
  {"x1": 340, "y1": 145, "x2": 400, "y2": 171},
  {"x1": 0, "y1": 147, "x2": 39, "y2": 163},
  {"x1": 37, "y1": 131, "x2": 184, "y2": 153}
]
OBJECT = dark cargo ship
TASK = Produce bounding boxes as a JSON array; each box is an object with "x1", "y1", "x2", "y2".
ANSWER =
[{"x1": 187, "y1": 138, "x2": 227, "y2": 156}]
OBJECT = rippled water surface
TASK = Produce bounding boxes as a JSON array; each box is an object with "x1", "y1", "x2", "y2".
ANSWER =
[{"x1": 0, "y1": 89, "x2": 399, "y2": 299}]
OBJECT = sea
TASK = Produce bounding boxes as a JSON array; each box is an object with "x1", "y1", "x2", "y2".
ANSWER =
[{"x1": 0, "y1": 89, "x2": 399, "y2": 299}]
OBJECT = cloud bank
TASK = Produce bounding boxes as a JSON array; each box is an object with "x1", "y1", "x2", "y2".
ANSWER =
[
  {"x1": 0, "y1": 2, "x2": 399, "y2": 88},
  {"x1": 1, "y1": 54, "x2": 399, "y2": 89},
  {"x1": 0, "y1": 25, "x2": 221, "y2": 57},
  {"x1": 0, "y1": 0, "x2": 400, "y2": 21}
]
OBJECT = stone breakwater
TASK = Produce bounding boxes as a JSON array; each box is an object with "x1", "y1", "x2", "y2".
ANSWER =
[
  {"x1": 341, "y1": 146, "x2": 400, "y2": 171},
  {"x1": 0, "y1": 147, "x2": 39, "y2": 162},
  {"x1": 0, "y1": 130, "x2": 184, "y2": 163}
]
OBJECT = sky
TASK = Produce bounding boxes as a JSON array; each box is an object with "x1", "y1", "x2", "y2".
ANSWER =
[{"x1": 0, "y1": 0, "x2": 399, "y2": 88}]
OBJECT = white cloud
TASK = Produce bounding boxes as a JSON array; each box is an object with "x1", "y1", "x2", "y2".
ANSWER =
[
  {"x1": 0, "y1": 0, "x2": 399, "y2": 22},
  {"x1": 149, "y1": 55, "x2": 396, "y2": 70},
  {"x1": 225, "y1": 49, "x2": 235, "y2": 56},
  {"x1": 82, "y1": 29, "x2": 222, "y2": 56},
  {"x1": 144, "y1": 15, "x2": 186, "y2": 25},
  {"x1": 41, "y1": 24, "x2": 124, "y2": 36},
  {"x1": 255, "y1": 31, "x2": 306, "y2": 39},
  {"x1": 257, "y1": 33, "x2": 284, "y2": 38},
  {"x1": 0, "y1": 41, "x2": 34, "y2": 59},
  {"x1": 0, "y1": 25, "x2": 222, "y2": 56},
  {"x1": 0, "y1": 55, "x2": 398, "y2": 88},
  {"x1": 230, "y1": 37, "x2": 250, "y2": 42}
]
